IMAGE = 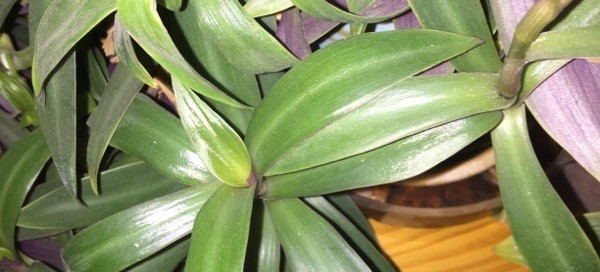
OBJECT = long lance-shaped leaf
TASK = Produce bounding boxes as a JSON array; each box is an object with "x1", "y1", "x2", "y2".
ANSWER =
[
  {"x1": 172, "y1": 7, "x2": 261, "y2": 134},
  {"x1": 491, "y1": 105, "x2": 600, "y2": 271},
  {"x1": 526, "y1": 27, "x2": 600, "y2": 61},
  {"x1": 265, "y1": 73, "x2": 509, "y2": 176},
  {"x1": 127, "y1": 239, "x2": 189, "y2": 272},
  {"x1": 245, "y1": 202, "x2": 280, "y2": 272},
  {"x1": 111, "y1": 95, "x2": 218, "y2": 186},
  {"x1": 265, "y1": 112, "x2": 501, "y2": 199},
  {"x1": 0, "y1": 130, "x2": 50, "y2": 260},
  {"x1": 408, "y1": 0, "x2": 501, "y2": 72},
  {"x1": 156, "y1": 0, "x2": 182, "y2": 11},
  {"x1": 113, "y1": 15, "x2": 156, "y2": 88},
  {"x1": 173, "y1": 78, "x2": 252, "y2": 187},
  {"x1": 325, "y1": 194, "x2": 376, "y2": 242},
  {"x1": 116, "y1": 0, "x2": 246, "y2": 108},
  {"x1": 87, "y1": 64, "x2": 145, "y2": 193},
  {"x1": 0, "y1": 0, "x2": 17, "y2": 26},
  {"x1": 85, "y1": 46, "x2": 109, "y2": 100},
  {"x1": 247, "y1": 30, "x2": 482, "y2": 176},
  {"x1": 244, "y1": 0, "x2": 293, "y2": 17},
  {"x1": 31, "y1": 0, "x2": 116, "y2": 94},
  {"x1": 62, "y1": 183, "x2": 222, "y2": 272},
  {"x1": 18, "y1": 162, "x2": 186, "y2": 230},
  {"x1": 185, "y1": 185, "x2": 255, "y2": 272},
  {"x1": 276, "y1": 8, "x2": 312, "y2": 60},
  {"x1": 266, "y1": 198, "x2": 370, "y2": 271},
  {"x1": 292, "y1": 0, "x2": 403, "y2": 23},
  {"x1": 304, "y1": 196, "x2": 394, "y2": 272},
  {"x1": 36, "y1": 52, "x2": 78, "y2": 199},
  {"x1": 185, "y1": 0, "x2": 298, "y2": 74}
]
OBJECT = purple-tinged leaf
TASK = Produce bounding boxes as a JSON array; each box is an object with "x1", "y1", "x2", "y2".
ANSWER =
[
  {"x1": 301, "y1": 13, "x2": 340, "y2": 43},
  {"x1": 277, "y1": 8, "x2": 312, "y2": 59},
  {"x1": 361, "y1": 0, "x2": 408, "y2": 18},
  {"x1": 492, "y1": 0, "x2": 600, "y2": 181},
  {"x1": 526, "y1": 59, "x2": 600, "y2": 181}
]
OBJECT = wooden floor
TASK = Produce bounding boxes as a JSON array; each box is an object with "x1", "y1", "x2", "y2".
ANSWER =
[{"x1": 372, "y1": 216, "x2": 528, "y2": 272}]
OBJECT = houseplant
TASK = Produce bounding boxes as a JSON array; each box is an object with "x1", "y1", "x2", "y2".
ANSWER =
[{"x1": 1, "y1": 0, "x2": 599, "y2": 271}]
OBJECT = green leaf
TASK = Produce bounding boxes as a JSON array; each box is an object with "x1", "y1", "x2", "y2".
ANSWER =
[
  {"x1": 0, "y1": 116, "x2": 28, "y2": 148},
  {"x1": 245, "y1": 202, "x2": 280, "y2": 272},
  {"x1": 32, "y1": 0, "x2": 116, "y2": 94},
  {"x1": 185, "y1": 185, "x2": 255, "y2": 271},
  {"x1": 325, "y1": 194, "x2": 376, "y2": 242},
  {"x1": 265, "y1": 112, "x2": 502, "y2": 199},
  {"x1": 17, "y1": 228, "x2": 66, "y2": 242},
  {"x1": 0, "y1": 72, "x2": 38, "y2": 126},
  {"x1": 111, "y1": 95, "x2": 218, "y2": 186},
  {"x1": 246, "y1": 30, "x2": 483, "y2": 176},
  {"x1": 172, "y1": 8, "x2": 261, "y2": 134},
  {"x1": 156, "y1": 0, "x2": 182, "y2": 11},
  {"x1": 265, "y1": 73, "x2": 510, "y2": 176},
  {"x1": 305, "y1": 196, "x2": 394, "y2": 271},
  {"x1": 292, "y1": 0, "x2": 402, "y2": 23},
  {"x1": 85, "y1": 46, "x2": 109, "y2": 100},
  {"x1": 0, "y1": 130, "x2": 50, "y2": 260},
  {"x1": 173, "y1": 78, "x2": 252, "y2": 187},
  {"x1": 28, "y1": 261, "x2": 57, "y2": 272},
  {"x1": 62, "y1": 183, "x2": 221, "y2": 272},
  {"x1": 243, "y1": 0, "x2": 293, "y2": 17},
  {"x1": 87, "y1": 64, "x2": 145, "y2": 193},
  {"x1": 266, "y1": 198, "x2": 370, "y2": 271},
  {"x1": 0, "y1": 0, "x2": 17, "y2": 26},
  {"x1": 184, "y1": 0, "x2": 299, "y2": 74},
  {"x1": 116, "y1": 0, "x2": 246, "y2": 108},
  {"x1": 490, "y1": 105, "x2": 600, "y2": 271},
  {"x1": 36, "y1": 52, "x2": 78, "y2": 199},
  {"x1": 18, "y1": 161, "x2": 186, "y2": 229},
  {"x1": 493, "y1": 236, "x2": 528, "y2": 267},
  {"x1": 113, "y1": 15, "x2": 156, "y2": 88},
  {"x1": 408, "y1": 0, "x2": 502, "y2": 72},
  {"x1": 128, "y1": 238, "x2": 190, "y2": 272},
  {"x1": 526, "y1": 27, "x2": 600, "y2": 61}
]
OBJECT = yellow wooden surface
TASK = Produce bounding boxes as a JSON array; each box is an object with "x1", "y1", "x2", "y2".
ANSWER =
[{"x1": 372, "y1": 216, "x2": 529, "y2": 272}]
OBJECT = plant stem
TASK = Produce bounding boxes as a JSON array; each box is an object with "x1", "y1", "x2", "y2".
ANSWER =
[{"x1": 498, "y1": 0, "x2": 573, "y2": 99}]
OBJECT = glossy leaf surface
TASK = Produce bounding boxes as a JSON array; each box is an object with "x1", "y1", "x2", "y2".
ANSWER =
[
  {"x1": 116, "y1": 0, "x2": 245, "y2": 108},
  {"x1": 266, "y1": 73, "x2": 509, "y2": 176},
  {"x1": 18, "y1": 162, "x2": 186, "y2": 230},
  {"x1": 0, "y1": 130, "x2": 50, "y2": 260},
  {"x1": 305, "y1": 196, "x2": 394, "y2": 271},
  {"x1": 111, "y1": 95, "x2": 217, "y2": 186},
  {"x1": 266, "y1": 198, "x2": 370, "y2": 271},
  {"x1": 32, "y1": 0, "x2": 116, "y2": 94},
  {"x1": 408, "y1": 0, "x2": 501, "y2": 72},
  {"x1": 265, "y1": 112, "x2": 502, "y2": 199},
  {"x1": 185, "y1": 0, "x2": 298, "y2": 74},
  {"x1": 87, "y1": 64, "x2": 145, "y2": 192},
  {"x1": 247, "y1": 30, "x2": 482, "y2": 175},
  {"x1": 36, "y1": 52, "x2": 78, "y2": 199},
  {"x1": 128, "y1": 238, "x2": 190, "y2": 272},
  {"x1": 526, "y1": 27, "x2": 600, "y2": 61},
  {"x1": 244, "y1": 0, "x2": 293, "y2": 17},
  {"x1": 174, "y1": 78, "x2": 252, "y2": 187},
  {"x1": 292, "y1": 0, "x2": 403, "y2": 23},
  {"x1": 173, "y1": 8, "x2": 261, "y2": 134},
  {"x1": 113, "y1": 15, "x2": 156, "y2": 87},
  {"x1": 185, "y1": 185, "x2": 255, "y2": 271},
  {"x1": 62, "y1": 183, "x2": 221, "y2": 272},
  {"x1": 491, "y1": 105, "x2": 600, "y2": 271}
]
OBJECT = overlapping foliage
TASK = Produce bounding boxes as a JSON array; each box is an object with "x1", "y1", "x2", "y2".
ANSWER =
[{"x1": 0, "y1": 0, "x2": 599, "y2": 271}]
